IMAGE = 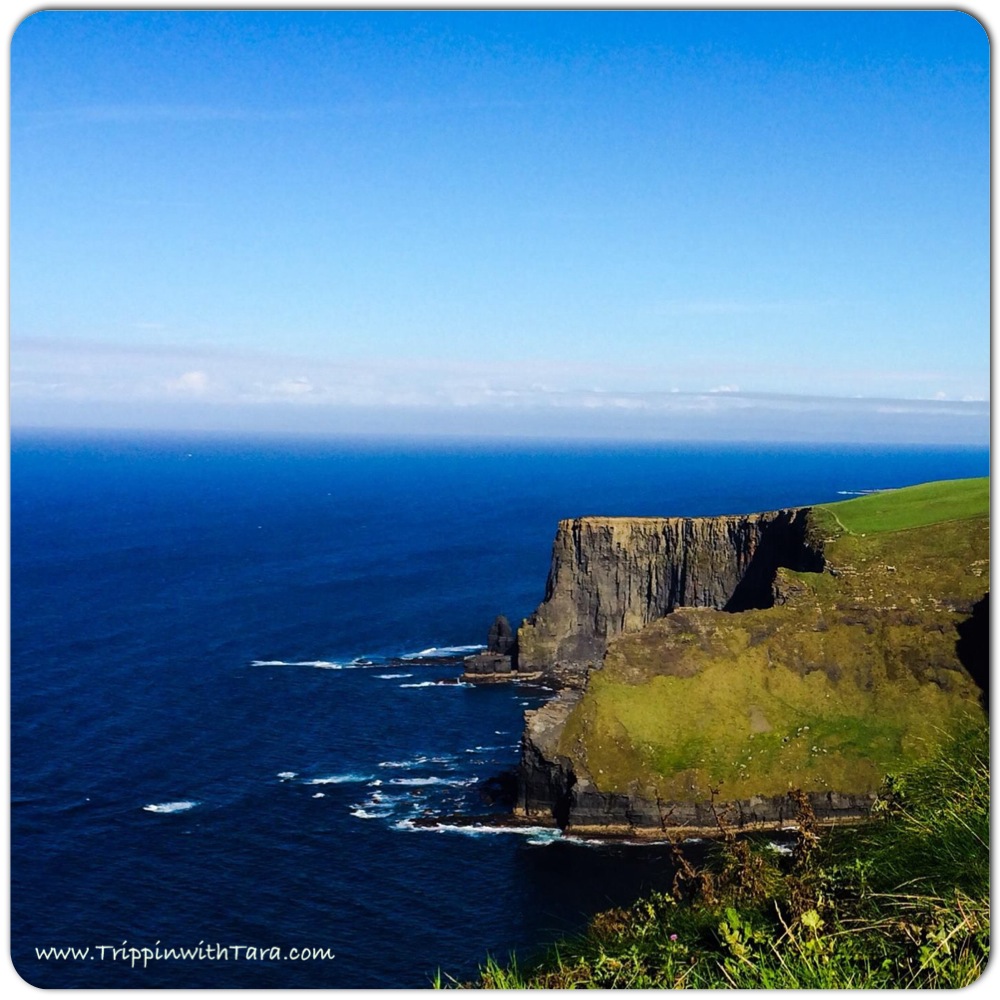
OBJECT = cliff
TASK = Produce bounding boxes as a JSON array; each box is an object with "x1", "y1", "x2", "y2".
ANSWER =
[
  {"x1": 515, "y1": 478, "x2": 989, "y2": 835},
  {"x1": 517, "y1": 509, "x2": 823, "y2": 680}
]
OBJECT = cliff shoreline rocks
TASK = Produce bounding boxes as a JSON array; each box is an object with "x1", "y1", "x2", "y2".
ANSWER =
[{"x1": 504, "y1": 481, "x2": 988, "y2": 838}]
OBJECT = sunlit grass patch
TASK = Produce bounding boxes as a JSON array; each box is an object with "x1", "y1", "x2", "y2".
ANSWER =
[{"x1": 819, "y1": 477, "x2": 988, "y2": 535}]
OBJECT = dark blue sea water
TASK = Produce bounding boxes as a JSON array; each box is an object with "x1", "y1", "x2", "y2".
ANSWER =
[{"x1": 10, "y1": 432, "x2": 989, "y2": 987}]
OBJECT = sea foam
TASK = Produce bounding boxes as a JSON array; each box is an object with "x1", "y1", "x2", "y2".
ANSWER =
[
  {"x1": 387, "y1": 776, "x2": 477, "y2": 787},
  {"x1": 399, "y1": 680, "x2": 472, "y2": 689},
  {"x1": 400, "y1": 644, "x2": 485, "y2": 660},
  {"x1": 306, "y1": 773, "x2": 372, "y2": 785},
  {"x1": 142, "y1": 801, "x2": 198, "y2": 814},
  {"x1": 378, "y1": 755, "x2": 455, "y2": 769},
  {"x1": 395, "y1": 820, "x2": 561, "y2": 839},
  {"x1": 251, "y1": 659, "x2": 346, "y2": 669}
]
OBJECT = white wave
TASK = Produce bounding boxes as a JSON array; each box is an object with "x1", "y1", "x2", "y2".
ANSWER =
[
  {"x1": 350, "y1": 805, "x2": 395, "y2": 820},
  {"x1": 835, "y1": 489, "x2": 883, "y2": 496},
  {"x1": 143, "y1": 800, "x2": 198, "y2": 814},
  {"x1": 400, "y1": 680, "x2": 472, "y2": 689},
  {"x1": 312, "y1": 793, "x2": 326, "y2": 799},
  {"x1": 388, "y1": 776, "x2": 478, "y2": 787},
  {"x1": 375, "y1": 673, "x2": 413, "y2": 680},
  {"x1": 378, "y1": 755, "x2": 455, "y2": 769},
  {"x1": 389, "y1": 823, "x2": 666, "y2": 847},
  {"x1": 767, "y1": 840, "x2": 795, "y2": 856},
  {"x1": 305, "y1": 773, "x2": 371, "y2": 785},
  {"x1": 370, "y1": 793, "x2": 412, "y2": 805},
  {"x1": 277, "y1": 771, "x2": 297, "y2": 780},
  {"x1": 400, "y1": 644, "x2": 486, "y2": 660},
  {"x1": 251, "y1": 657, "x2": 386, "y2": 670},
  {"x1": 398, "y1": 821, "x2": 561, "y2": 838},
  {"x1": 251, "y1": 659, "x2": 346, "y2": 669},
  {"x1": 525, "y1": 829, "x2": 566, "y2": 845},
  {"x1": 354, "y1": 791, "x2": 412, "y2": 812}
]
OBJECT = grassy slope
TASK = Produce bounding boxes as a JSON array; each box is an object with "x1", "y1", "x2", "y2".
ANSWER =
[
  {"x1": 819, "y1": 476, "x2": 989, "y2": 534},
  {"x1": 461, "y1": 723, "x2": 989, "y2": 989},
  {"x1": 556, "y1": 478, "x2": 989, "y2": 800}
]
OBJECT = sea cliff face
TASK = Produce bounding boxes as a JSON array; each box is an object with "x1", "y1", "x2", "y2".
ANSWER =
[
  {"x1": 516, "y1": 509, "x2": 823, "y2": 679},
  {"x1": 514, "y1": 482, "x2": 989, "y2": 835}
]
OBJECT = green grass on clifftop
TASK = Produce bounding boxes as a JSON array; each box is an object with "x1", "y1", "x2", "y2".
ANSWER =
[
  {"x1": 557, "y1": 477, "x2": 989, "y2": 803},
  {"x1": 817, "y1": 477, "x2": 988, "y2": 535}
]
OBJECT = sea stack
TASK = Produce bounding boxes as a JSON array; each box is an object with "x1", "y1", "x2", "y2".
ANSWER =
[{"x1": 463, "y1": 614, "x2": 533, "y2": 681}]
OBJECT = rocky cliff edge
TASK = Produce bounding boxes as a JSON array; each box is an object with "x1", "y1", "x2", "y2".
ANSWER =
[{"x1": 514, "y1": 485, "x2": 988, "y2": 836}]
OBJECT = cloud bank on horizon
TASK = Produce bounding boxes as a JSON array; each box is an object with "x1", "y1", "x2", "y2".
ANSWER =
[
  {"x1": 9, "y1": 10, "x2": 989, "y2": 444},
  {"x1": 11, "y1": 337, "x2": 987, "y2": 444}
]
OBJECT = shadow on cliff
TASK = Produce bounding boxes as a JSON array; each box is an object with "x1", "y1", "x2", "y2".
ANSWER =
[
  {"x1": 956, "y1": 592, "x2": 989, "y2": 715},
  {"x1": 724, "y1": 509, "x2": 825, "y2": 613}
]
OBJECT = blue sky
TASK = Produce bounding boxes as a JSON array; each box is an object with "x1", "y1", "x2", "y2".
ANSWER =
[{"x1": 9, "y1": 9, "x2": 989, "y2": 442}]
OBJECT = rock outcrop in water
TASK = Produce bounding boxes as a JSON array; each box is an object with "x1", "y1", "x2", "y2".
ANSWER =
[
  {"x1": 516, "y1": 509, "x2": 823, "y2": 680},
  {"x1": 462, "y1": 614, "x2": 534, "y2": 681},
  {"x1": 487, "y1": 615, "x2": 516, "y2": 656}
]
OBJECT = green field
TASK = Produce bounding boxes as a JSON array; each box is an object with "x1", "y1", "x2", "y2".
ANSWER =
[{"x1": 818, "y1": 476, "x2": 988, "y2": 535}]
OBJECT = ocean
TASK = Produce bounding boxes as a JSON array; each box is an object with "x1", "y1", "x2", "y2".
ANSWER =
[{"x1": 9, "y1": 432, "x2": 989, "y2": 988}]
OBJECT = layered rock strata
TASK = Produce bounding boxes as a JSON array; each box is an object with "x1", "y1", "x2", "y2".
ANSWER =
[
  {"x1": 517, "y1": 732, "x2": 875, "y2": 834},
  {"x1": 513, "y1": 493, "x2": 987, "y2": 835},
  {"x1": 517, "y1": 509, "x2": 822, "y2": 677}
]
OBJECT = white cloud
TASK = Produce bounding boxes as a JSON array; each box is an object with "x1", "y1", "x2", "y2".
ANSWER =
[
  {"x1": 166, "y1": 370, "x2": 211, "y2": 394},
  {"x1": 8, "y1": 337, "x2": 989, "y2": 445},
  {"x1": 270, "y1": 376, "x2": 314, "y2": 396}
]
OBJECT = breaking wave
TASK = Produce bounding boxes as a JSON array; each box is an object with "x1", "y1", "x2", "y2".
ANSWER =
[
  {"x1": 251, "y1": 659, "x2": 350, "y2": 670},
  {"x1": 387, "y1": 776, "x2": 477, "y2": 787},
  {"x1": 378, "y1": 755, "x2": 456, "y2": 769},
  {"x1": 142, "y1": 800, "x2": 198, "y2": 814},
  {"x1": 305, "y1": 773, "x2": 372, "y2": 785},
  {"x1": 400, "y1": 645, "x2": 485, "y2": 660},
  {"x1": 393, "y1": 819, "x2": 560, "y2": 839},
  {"x1": 399, "y1": 680, "x2": 472, "y2": 689},
  {"x1": 350, "y1": 808, "x2": 392, "y2": 820}
]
